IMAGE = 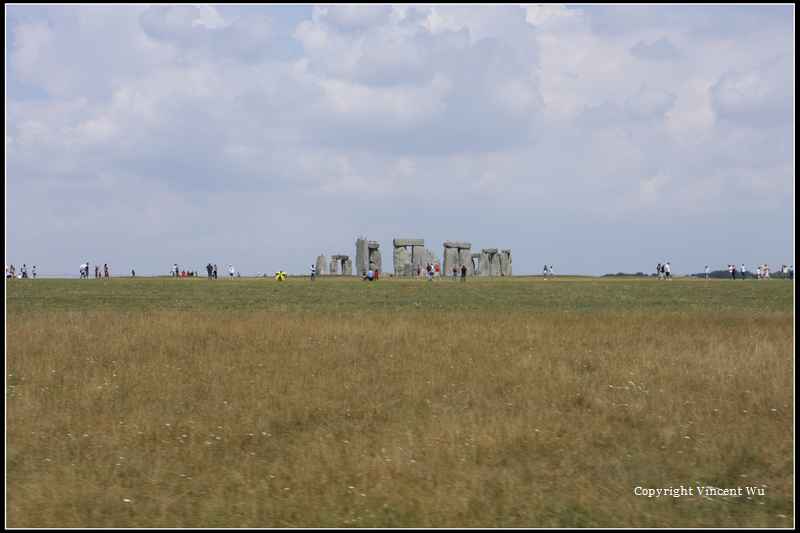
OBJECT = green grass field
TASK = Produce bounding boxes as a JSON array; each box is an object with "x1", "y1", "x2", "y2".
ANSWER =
[{"x1": 6, "y1": 275, "x2": 794, "y2": 527}]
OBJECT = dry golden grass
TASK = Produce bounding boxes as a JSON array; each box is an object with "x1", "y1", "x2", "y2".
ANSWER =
[{"x1": 5, "y1": 277, "x2": 794, "y2": 527}]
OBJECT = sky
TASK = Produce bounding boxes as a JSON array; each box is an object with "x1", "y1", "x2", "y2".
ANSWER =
[{"x1": 5, "y1": 4, "x2": 795, "y2": 277}]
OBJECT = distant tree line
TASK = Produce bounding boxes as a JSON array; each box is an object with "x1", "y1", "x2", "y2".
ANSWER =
[{"x1": 697, "y1": 270, "x2": 756, "y2": 279}]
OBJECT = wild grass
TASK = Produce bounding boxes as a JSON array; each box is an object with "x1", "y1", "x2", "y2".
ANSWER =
[{"x1": 6, "y1": 276, "x2": 794, "y2": 527}]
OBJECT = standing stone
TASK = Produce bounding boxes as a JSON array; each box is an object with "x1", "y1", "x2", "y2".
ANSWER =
[
  {"x1": 490, "y1": 252, "x2": 501, "y2": 277},
  {"x1": 316, "y1": 255, "x2": 328, "y2": 276},
  {"x1": 412, "y1": 245, "x2": 425, "y2": 273},
  {"x1": 355, "y1": 238, "x2": 368, "y2": 276},
  {"x1": 329, "y1": 259, "x2": 338, "y2": 275},
  {"x1": 423, "y1": 250, "x2": 436, "y2": 269},
  {"x1": 394, "y1": 246, "x2": 410, "y2": 276},
  {"x1": 344, "y1": 259, "x2": 352, "y2": 276},
  {"x1": 500, "y1": 250, "x2": 512, "y2": 276},
  {"x1": 442, "y1": 246, "x2": 459, "y2": 277},
  {"x1": 367, "y1": 242, "x2": 381, "y2": 274},
  {"x1": 459, "y1": 248, "x2": 473, "y2": 276},
  {"x1": 478, "y1": 251, "x2": 490, "y2": 276}
]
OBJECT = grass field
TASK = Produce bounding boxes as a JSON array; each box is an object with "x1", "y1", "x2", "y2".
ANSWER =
[{"x1": 5, "y1": 275, "x2": 794, "y2": 527}]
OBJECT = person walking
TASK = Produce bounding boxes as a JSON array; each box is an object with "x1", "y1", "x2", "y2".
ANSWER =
[
  {"x1": 228, "y1": 265, "x2": 234, "y2": 280},
  {"x1": 705, "y1": 266, "x2": 710, "y2": 280},
  {"x1": 104, "y1": 264, "x2": 109, "y2": 278},
  {"x1": 416, "y1": 264, "x2": 421, "y2": 281},
  {"x1": 741, "y1": 264, "x2": 746, "y2": 280},
  {"x1": 461, "y1": 264, "x2": 467, "y2": 282},
  {"x1": 452, "y1": 266, "x2": 458, "y2": 281},
  {"x1": 543, "y1": 264, "x2": 548, "y2": 280},
  {"x1": 213, "y1": 264, "x2": 218, "y2": 279},
  {"x1": 206, "y1": 263, "x2": 213, "y2": 279},
  {"x1": 32, "y1": 266, "x2": 36, "y2": 279},
  {"x1": 310, "y1": 264, "x2": 315, "y2": 281},
  {"x1": 664, "y1": 262, "x2": 670, "y2": 281}
]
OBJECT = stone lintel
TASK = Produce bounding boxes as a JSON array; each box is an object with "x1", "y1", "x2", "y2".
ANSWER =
[
  {"x1": 482, "y1": 248, "x2": 499, "y2": 254},
  {"x1": 393, "y1": 238, "x2": 425, "y2": 247},
  {"x1": 444, "y1": 241, "x2": 471, "y2": 249}
]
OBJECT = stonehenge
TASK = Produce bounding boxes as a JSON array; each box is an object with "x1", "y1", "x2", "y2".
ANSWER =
[
  {"x1": 393, "y1": 238, "x2": 425, "y2": 277},
  {"x1": 317, "y1": 238, "x2": 510, "y2": 277},
  {"x1": 356, "y1": 238, "x2": 381, "y2": 275},
  {"x1": 329, "y1": 255, "x2": 352, "y2": 276},
  {"x1": 476, "y1": 248, "x2": 512, "y2": 277},
  {"x1": 442, "y1": 241, "x2": 473, "y2": 277}
]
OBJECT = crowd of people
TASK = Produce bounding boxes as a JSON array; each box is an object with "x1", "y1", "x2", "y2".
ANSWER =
[
  {"x1": 78, "y1": 263, "x2": 109, "y2": 279},
  {"x1": 698, "y1": 263, "x2": 793, "y2": 281},
  {"x1": 6, "y1": 264, "x2": 35, "y2": 279}
]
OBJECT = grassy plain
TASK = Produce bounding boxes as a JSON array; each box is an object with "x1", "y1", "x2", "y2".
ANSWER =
[{"x1": 5, "y1": 275, "x2": 794, "y2": 527}]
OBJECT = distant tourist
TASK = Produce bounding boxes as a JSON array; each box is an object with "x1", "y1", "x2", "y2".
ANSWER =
[
  {"x1": 461, "y1": 265, "x2": 467, "y2": 282},
  {"x1": 310, "y1": 264, "x2": 315, "y2": 281}
]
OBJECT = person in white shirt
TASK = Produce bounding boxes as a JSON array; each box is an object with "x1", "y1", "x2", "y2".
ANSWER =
[{"x1": 229, "y1": 265, "x2": 234, "y2": 279}]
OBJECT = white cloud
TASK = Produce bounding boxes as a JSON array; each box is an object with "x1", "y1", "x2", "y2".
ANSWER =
[
  {"x1": 625, "y1": 86, "x2": 676, "y2": 121},
  {"x1": 709, "y1": 53, "x2": 794, "y2": 126}
]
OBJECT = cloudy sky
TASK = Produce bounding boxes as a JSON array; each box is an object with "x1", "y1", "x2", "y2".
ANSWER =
[{"x1": 6, "y1": 4, "x2": 794, "y2": 277}]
